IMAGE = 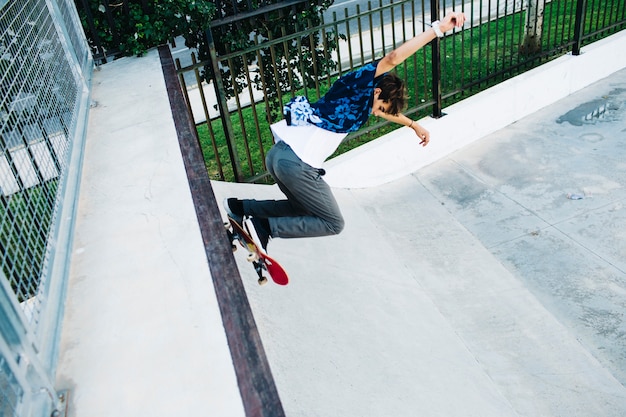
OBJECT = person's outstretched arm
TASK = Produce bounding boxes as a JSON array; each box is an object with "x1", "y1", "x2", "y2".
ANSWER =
[{"x1": 375, "y1": 12, "x2": 466, "y2": 77}]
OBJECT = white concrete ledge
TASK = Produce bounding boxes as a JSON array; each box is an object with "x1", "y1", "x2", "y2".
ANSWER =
[{"x1": 324, "y1": 30, "x2": 626, "y2": 189}]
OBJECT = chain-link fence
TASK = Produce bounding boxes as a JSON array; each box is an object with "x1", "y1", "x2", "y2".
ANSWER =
[{"x1": 0, "y1": 0, "x2": 92, "y2": 415}]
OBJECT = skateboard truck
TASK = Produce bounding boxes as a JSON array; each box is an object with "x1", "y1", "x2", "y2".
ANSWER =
[{"x1": 225, "y1": 217, "x2": 288, "y2": 286}]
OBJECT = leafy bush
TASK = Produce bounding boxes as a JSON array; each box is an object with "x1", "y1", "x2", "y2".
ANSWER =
[
  {"x1": 193, "y1": 1, "x2": 338, "y2": 118},
  {"x1": 76, "y1": 0, "x2": 338, "y2": 115},
  {"x1": 76, "y1": 0, "x2": 216, "y2": 58}
]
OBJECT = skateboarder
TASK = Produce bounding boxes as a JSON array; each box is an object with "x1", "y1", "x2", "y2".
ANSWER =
[{"x1": 225, "y1": 12, "x2": 466, "y2": 250}]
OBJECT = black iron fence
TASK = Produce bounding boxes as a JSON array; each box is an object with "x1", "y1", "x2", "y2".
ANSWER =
[{"x1": 180, "y1": 0, "x2": 625, "y2": 183}]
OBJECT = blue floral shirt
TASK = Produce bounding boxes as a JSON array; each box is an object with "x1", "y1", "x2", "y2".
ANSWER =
[{"x1": 310, "y1": 62, "x2": 383, "y2": 133}]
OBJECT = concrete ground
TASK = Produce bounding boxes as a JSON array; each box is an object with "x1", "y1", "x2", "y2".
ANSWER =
[{"x1": 56, "y1": 31, "x2": 626, "y2": 416}]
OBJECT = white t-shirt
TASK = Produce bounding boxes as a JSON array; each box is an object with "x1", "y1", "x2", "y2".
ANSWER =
[{"x1": 270, "y1": 119, "x2": 347, "y2": 169}]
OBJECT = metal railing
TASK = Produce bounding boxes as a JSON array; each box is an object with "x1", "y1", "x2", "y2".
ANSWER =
[
  {"x1": 0, "y1": 0, "x2": 92, "y2": 415},
  {"x1": 174, "y1": 0, "x2": 626, "y2": 183}
]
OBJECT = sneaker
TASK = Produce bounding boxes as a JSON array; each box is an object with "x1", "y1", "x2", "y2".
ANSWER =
[
  {"x1": 223, "y1": 198, "x2": 244, "y2": 225},
  {"x1": 245, "y1": 217, "x2": 272, "y2": 252}
]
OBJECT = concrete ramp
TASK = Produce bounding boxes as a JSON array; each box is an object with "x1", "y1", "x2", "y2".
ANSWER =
[
  {"x1": 211, "y1": 66, "x2": 626, "y2": 416},
  {"x1": 212, "y1": 173, "x2": 626, "y2": 416}
]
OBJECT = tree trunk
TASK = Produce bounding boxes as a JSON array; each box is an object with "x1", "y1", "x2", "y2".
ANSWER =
[{"x1": 520, "y1": 0, "x2": 545, "y2": 55}]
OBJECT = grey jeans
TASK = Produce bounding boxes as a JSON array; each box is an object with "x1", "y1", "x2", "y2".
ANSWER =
[{"x1": 242, "y1": 141, "x2": 345, "y2": 238}]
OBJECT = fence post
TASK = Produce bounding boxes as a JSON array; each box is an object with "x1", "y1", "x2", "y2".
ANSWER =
[
  {"x1": 572, "y1": 0, "x2": 587, "y2": 55},
  {"x1": 206, "y1": 26, "x2": 244, "y2": 182},
  {"x1": 430, "y1": 0, "x2": 443, "y2": 118}
]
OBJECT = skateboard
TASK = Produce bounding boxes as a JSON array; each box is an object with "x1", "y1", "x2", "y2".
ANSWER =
[{"x1": 226, "y1": 217, "x2": 289, "y2": 286}]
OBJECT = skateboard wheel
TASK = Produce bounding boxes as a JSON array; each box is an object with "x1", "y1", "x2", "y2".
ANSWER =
[
  {"x1": 247, "y1": 252, "x2": 259, "y2": 262},
  {"x1": 258, "y1": 276, "x2": 268, "y2": 285},
  {"x1": 231, "y1": 244, "x2": 237, "y2": 252}
]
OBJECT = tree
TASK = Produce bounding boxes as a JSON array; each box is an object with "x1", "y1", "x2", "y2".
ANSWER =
[
  {"x1": 198, "y1": 0, "x2": 339, "y2": 122},
  {"x1": 520, "y1": 0, "x2": 545, "y2": 55},
  {"x1": 76, "y1": 1, "x2": 338, "y2": 123},
  {"x1": 75, "y1": 0, "x2": 217, "y2": 58}
]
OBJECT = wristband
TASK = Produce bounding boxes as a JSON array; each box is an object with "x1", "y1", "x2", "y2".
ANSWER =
[{"x1": 431, "y1": 20, "x2": 444, "y2": 38}]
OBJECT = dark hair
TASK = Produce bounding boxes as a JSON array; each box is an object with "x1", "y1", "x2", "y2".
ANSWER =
[{"x1": 376, "y1": 73, "x2": 407, "y2": 115}]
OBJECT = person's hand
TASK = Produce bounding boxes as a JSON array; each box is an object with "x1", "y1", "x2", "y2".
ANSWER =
[
  {"x1": 440, "y1": 12, "x2": 466, "y2": 33},
  {"x1": 412, "y1": 122, "x2": 430, "y2": 147}
]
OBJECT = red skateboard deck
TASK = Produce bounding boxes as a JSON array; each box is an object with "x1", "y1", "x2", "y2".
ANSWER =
[{"x1": 227, "y1": 217, "x2": 289, "y2": 286}]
